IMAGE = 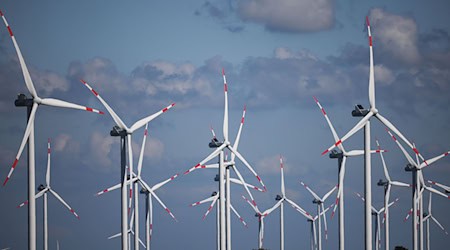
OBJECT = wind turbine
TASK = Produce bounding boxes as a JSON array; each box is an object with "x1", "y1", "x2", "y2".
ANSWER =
[
  {"x1": 313, "y1": 96, "x2": 385, "y2": 250},
  {"x1": 355, "y1": 192, "x2": 399, "y2": 250},
  {"x1": 304, "y1": 203, "x2": 334, "y2": 250},
  {"x1": 375, "y1": 139, "x2": 410, "y2": 250},
  {"x1": 321, "y1": 17, "x2": 421, "y2": 250},
  {"x1": 184, "y1": 69, "x2": 265, "y2": 250},
  {"x1": 18, "y1": 139, "x2": 80, "y2": 250},
  {"x1": 300, "y1": 180, "x2": 337, "y2": 250},
  {"x1": 0, "y1": 11, "x2": 102, "y2": 250},
  {"x1": 386, "y1": 128, "x2": 450, "y2": 250},
  {"x1": 244, "y1": 156, "x2": 313, "y2": 250},
  {"x1": 96, "y1": 124, "x2": 178, "y2": 250},
  {"x1": 108, "y1": 210, "x2": 146, "y2": 250},
  {"x1": 81, "y1": 79, "x2": 175, "y2": 250},
  {"x1": 423, "y1": 193, "x2": 448, "y2": 250}
]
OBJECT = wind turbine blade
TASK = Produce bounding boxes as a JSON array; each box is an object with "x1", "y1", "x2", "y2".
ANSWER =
[
  {"x1": 261, "y1": 199, "x2": 283, "y2": 217},
  {"x1": 300, "y1": 181, "x2": 320, "y2": 200},
  {"x1": 210, "y1": 125, "x2": 217, "y2": 139},
  {"x1": 404, "y1": 208, "x2": 413, "y2": 222},
  {"x1": 151, "y1": 173, "x2": 179, "y2": 191},
  {"x1": 428, "y1": 193, "x2": 432, "y2": 214},
  {"x1": 107, "y1": 232, "x2": 122, "y2": 240},
  {"x1": 46, "y1": 138, "x2": 51, "y2": 186},
  {"x1": 130, "y1": 103, "x2": 175, "y2": 132},
  {"x1": 49, "y1": 189, "x2": 79, "y2": 219},
  {"x1": 391, "y1": 181, "x2": 411, "y2": 187},
  {"x1": 384, "y1": 184, "x2": 391, "y2": 223},
  {"x1": 424, "y1": 185, "x2": 450, "y2": 200},
  {"x1": 366, "y1": 16, "x2": 375, "y2": 109},
  {"x1": 385, "y1": 128, "x2": 417, "y2": 167},
  {"x1": 428, "y1": 180, "x2": 450, "y2": 192},
  {"x1": 231, "y1": 105, "x2": 246, "y2": 162},
  {"x1": 202, "y1": 195, "x2": 219, "y2": 220},
  {"x1": 3, "y1": 102, "x2": 38, "y2": 186},
  {"x1": 332, "y1": 156, "x2": 347, "y2": 219},
  {"x1": 184, "y1": 143, "x2": 227, "y2": 175},
  {"x1": 222, "y1": 68, "x2": 229, "y2": 142},
  {"x1": 230, "y1": 165, "x2": 259, "y2": 209},
  {"x1": 95, "y1": 178, "x2": 136, "y2": 196},
  {"x1": 285, "y1": 197, "x2": 313, "y2": 220},
  {"x1": 137, "y1": 123, "x2": 149, "y2": 177},
  {"x1": 313, "y1": 96, "x2": 344, "y2": 152},
  {"x1": 419, "y1": 151, "x2": 450, "y2": 169},
  {"x1": 17, "y1": 200, "x2": 29, "y2": 208},
  {"x1": 241, "y1": 195, "x2": 259, "y2": 214},
  {"x1": 190, "y1": 194, "x2": 217, "y2": 207},
  {"x1": 230, "y1": 204, "x2": 248, "y2": 228},
  {"x1": 376, "y1": 139, "x2": 391, "y2": 182},
  {"x1": 229, "y1": 178, "x2": 265, "y2": 192},
  {"x1": 40, "y1": 98, "x2": 103, "y2": 114},
  {"x1": 0, "y1": 11, "x2": 38, "y2": 98},
  {"x1": 323, "y1": 185, "x2": 338, "y2": 201},
  {"x1": 280, "y1": 155, "x2": 286, "y2": 196},
  {"x1": 321, "y1": 203, "x2": 329, "y2": 240},
  {"x1": 80, "y1": 79, "x2": 128, "y2": 130},
  {"x1": 139, "y1": 179, "x2": 177, "y2": 222},
  {"x1": 377, "y1": 114, "x2": 420, "y2": 158},
  {"x1": 322, "y1": 111, "x2": 373, "y2": 155},
  {"x1": 228, "y1": 145, "x2": 266, "y2": 191},
  {"x1": 431, "y1": 216, "x2": 449, "y2": 235}
]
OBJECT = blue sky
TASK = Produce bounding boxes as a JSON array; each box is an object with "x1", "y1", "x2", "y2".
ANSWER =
[{"x1": 1, "y1": 0, "x2": 450, "y2": 249}]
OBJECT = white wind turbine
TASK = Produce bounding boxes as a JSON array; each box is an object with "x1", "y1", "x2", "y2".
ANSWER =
[
  {"x1": 313, "y1": 96, "x2": 386, "y2": 250},
  {"x1": 184, "y1": 69, "x2": 265, "y2": 250},
  {"x1": 375, "y1": 139, "x2": 411, "y2": 250},
  {"x1": 304, "y1": 203, "x2": 334, "y2": 250},
  {"x1": 96, "y1": 123, "x2": 178, "y2": 250},
  {"x1": 0, "y1": 11, "x2": 102, "y2": 250},
  {"x1": 423, "y1": 193, "x2": 448, "y2": 250},
  {"x1": 386, "y1": 128, "x2": 450, "y2": 250},
  {"x1": 300, "y1": 181, "x2": 337, "y2": 250},
  {"x1": 108, "y1": 210, "x2": 146, "y2": 250},
  {"x1": 243, "y1": 156, "x2": 313, "y2": 250},
  {"x1": 81, "y1": 79, "x2": 175, "y2": 250},
  {"x1": 321, "y1": 16, "x2": 421, "y2": 249},
  {"x1": 18, "y1": 139, "x2": 80, "y2": 250},
  {"x1": 355, "y1": 192, "x2": 399, "y2": 250}
]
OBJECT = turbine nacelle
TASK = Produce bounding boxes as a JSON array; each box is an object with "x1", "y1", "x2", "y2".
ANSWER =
[
  {"x1": 14, "y1": 93, "x2": 33, "y2": 107},
  {"x1": 329, "y1": 149, "x2": 343, "y2": 159},
  {"x1": 37, "y1": 184, "x2": 46, "y2": 191},
  {"x1": 404, "y1": 163, "x2": 416, "y2": 172},
  {"x1": 377, "y1": 179, "x2": 388, "y2": 187},
  {"x1": 208, "y1": 138, "x2": 223, "y2": 148},
  {"x1": 351, "y1": 104, "x2": 369, "y2": 117},
  {"x1": 312, "y1": 199, "x2": 322, "y2": 204},
  {"x1": 275, "y1": 194, "x2": 283, "y2": 201},
  {"x1": 110, "y1": 125, "x2": 127, "y2": 137}
]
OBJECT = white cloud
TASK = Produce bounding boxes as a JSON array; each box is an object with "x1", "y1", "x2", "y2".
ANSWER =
[
  {"x1": 88, "y1": 132, "x2": 115, "y2": 169},
  {"x1": 53, "y1": 134, "x2": 80, "y2": 154},
  {"x1": 238, "y1": 0, "x2": 334, "y2": 32},
  {"x1": 369, "y1": 8, "x2": 421, "y2": 64},
  {"x1": 30, "y1": 68, "x2": 69, "y2": 95},
  {"x1": 374, "y1": 64, "x2": 395, "y2": 85}
]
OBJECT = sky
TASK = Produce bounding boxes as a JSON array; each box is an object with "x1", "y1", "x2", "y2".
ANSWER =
[{"x1": 1, "y1": 0, "x2": 450, "y2": 249}]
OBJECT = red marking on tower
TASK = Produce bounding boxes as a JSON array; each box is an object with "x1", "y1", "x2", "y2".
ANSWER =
[
  {"x1": 144, "y1": 129, "x2": 148, "y2": 136},
  {"x1": 321, "y1": 108, "x2": 326, "y2": 116},
  {"x1": 86, "y1": 107, "x2": 93, "y2": 112},
  {"x1": 445, "y1": 152, "x2": 449, "y2": 156},
  {"x1": 369, "y1": 36, "x2": 372, "y2": 46}
]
